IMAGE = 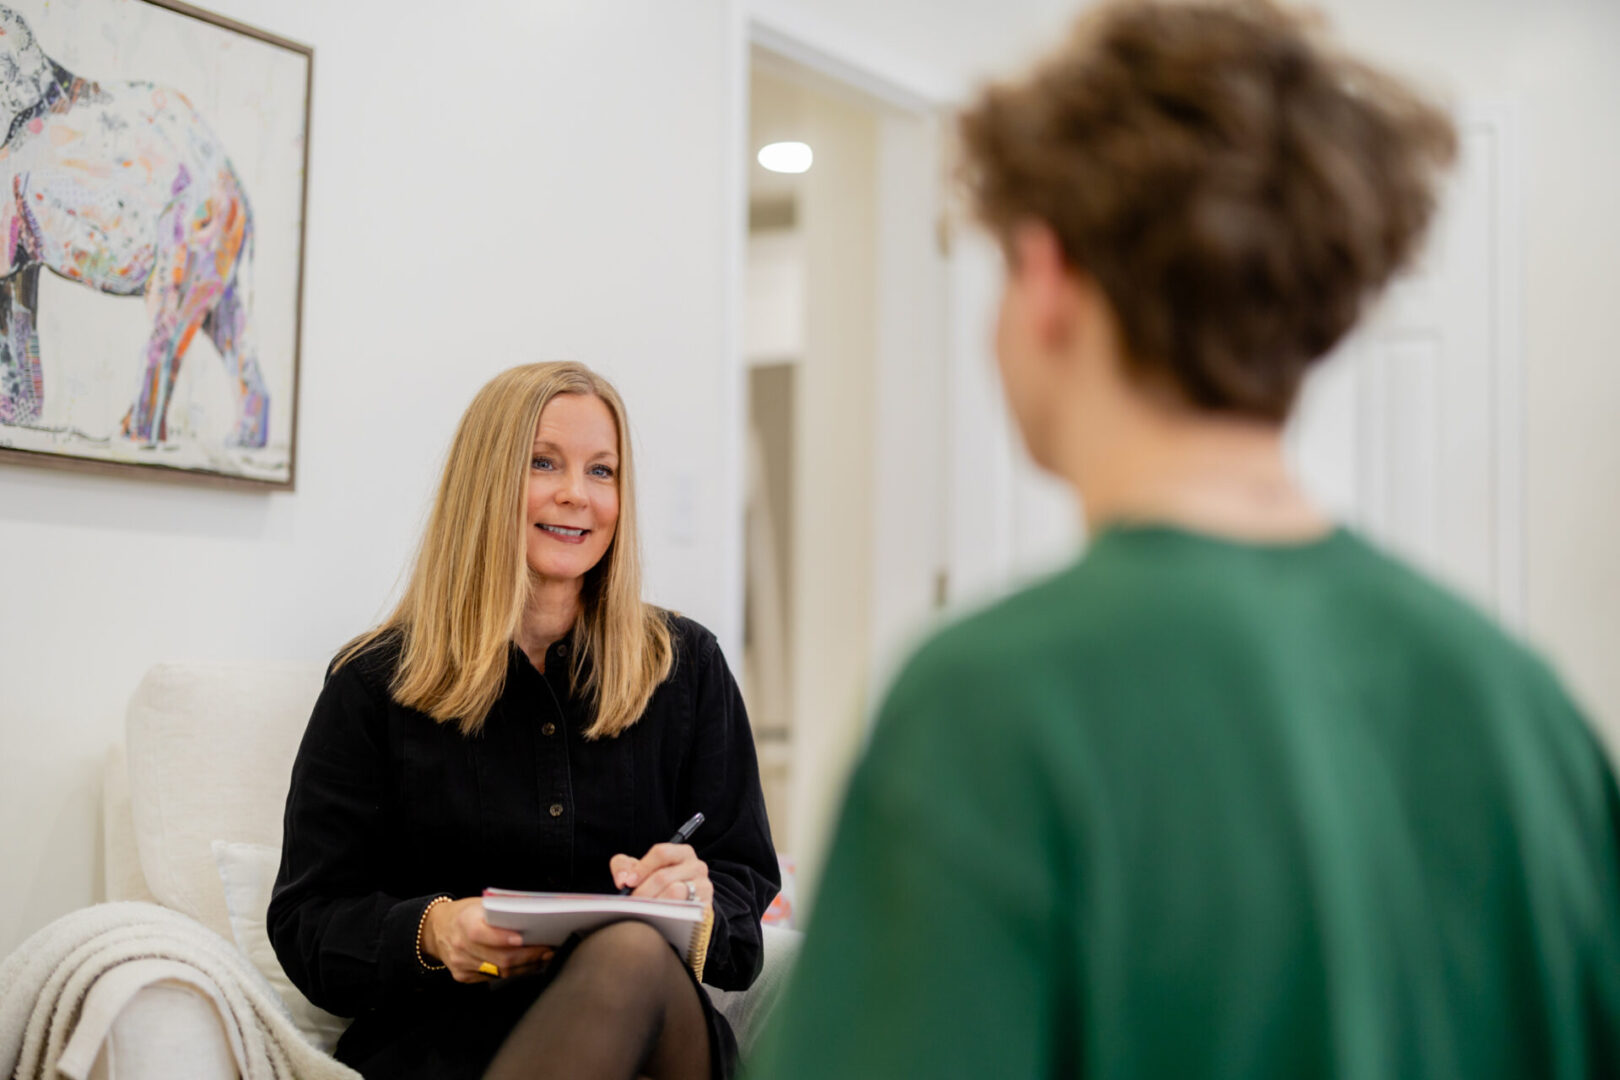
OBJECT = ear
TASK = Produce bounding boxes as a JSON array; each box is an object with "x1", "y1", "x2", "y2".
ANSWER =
[{"x1": 1007, "y1": 221, "x2": 1079, "y2": 351}]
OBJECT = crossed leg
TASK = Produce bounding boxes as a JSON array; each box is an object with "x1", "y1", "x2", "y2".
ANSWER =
[{"x1": 483, "y1": 921, "x2": 713, "y2": 1080}]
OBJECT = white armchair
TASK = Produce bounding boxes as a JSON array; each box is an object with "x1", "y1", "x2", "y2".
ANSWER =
[{"x1": 85, "y1": 661, "x2": 799, "y2": 1079}]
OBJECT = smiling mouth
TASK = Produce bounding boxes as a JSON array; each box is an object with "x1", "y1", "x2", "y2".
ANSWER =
[{"x1": 538, "y1": 524, "x2": 590, "y2": 540}]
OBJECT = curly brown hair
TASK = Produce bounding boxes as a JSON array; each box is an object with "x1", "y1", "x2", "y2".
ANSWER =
[{"x1": 958, "y1": 0, "x2": 1457, "y2": 421}]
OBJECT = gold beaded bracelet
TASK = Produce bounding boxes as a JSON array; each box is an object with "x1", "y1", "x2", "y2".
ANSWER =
[{"x1": 416, "y1": 895, "x2": 452, "y2": 972}]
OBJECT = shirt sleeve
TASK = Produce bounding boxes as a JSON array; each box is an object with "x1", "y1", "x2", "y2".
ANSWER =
[
  {"x1": 267, "y1": 656, "x2": 450, "y2": 1017},
  {"x1": 684, "y1": 630, "x2": 782, "y2": 990},
  {"x1": 750, "y1": 643, "x2": 1070, "y2": 1078}
]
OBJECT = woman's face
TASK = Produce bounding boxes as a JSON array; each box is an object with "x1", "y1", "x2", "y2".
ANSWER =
[{"x1": 525, "y1": 393, "x2": 621, "y2": 586}]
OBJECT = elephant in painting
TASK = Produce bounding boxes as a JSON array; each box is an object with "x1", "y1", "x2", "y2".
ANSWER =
[{"x1": 0, "y1": 4, "x2": 268, "y2": 447}]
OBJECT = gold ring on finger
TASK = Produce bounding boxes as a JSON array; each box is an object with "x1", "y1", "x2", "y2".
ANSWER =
[{"x1": 479, "y1": 961, "x2": 500, "y2": 977}]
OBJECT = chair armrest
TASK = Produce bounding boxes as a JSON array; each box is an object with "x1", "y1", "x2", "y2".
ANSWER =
[{"x1": 85, "y1": 984, "x2": 238, "y2": 1080}]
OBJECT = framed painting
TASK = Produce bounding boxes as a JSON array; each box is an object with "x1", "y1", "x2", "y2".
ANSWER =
[{"x1": 0, "y1": 0, "x2": 310, "y2": 488}]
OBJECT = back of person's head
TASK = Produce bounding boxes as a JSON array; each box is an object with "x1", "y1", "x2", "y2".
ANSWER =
[{"x1": 958, "y1": 0, "x2": 1457, "y2": 422}]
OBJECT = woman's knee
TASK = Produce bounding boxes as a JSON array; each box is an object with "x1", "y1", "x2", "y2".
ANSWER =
[
  {"x1": 563, "y1": 921, "x2": 683, "y2": 1006},
  {"x1": 582, "y1": 919, "x2": 676, "y2": 963}
]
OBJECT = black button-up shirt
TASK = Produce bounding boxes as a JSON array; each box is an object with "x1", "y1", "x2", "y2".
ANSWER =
[{"x1": 268, "y1": 614, "x2": 779, "y2": 1059}]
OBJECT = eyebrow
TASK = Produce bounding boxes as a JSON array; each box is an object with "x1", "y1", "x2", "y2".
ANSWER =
[{"x1": 531, "y1": 439, "x2": 618, "y2": 462}]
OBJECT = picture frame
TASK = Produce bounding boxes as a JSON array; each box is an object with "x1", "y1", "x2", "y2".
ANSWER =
[{"x1": 0, "y1": 0, "x2": 312, "y2": 490}]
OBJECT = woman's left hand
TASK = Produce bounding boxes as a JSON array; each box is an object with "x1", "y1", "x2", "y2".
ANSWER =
[{"x1": 610, "y1": 843, "x2": 714, "y2": 907}]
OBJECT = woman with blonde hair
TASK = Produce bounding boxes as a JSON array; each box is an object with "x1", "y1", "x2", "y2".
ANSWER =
[{"x1": 269, "y1": 362, "x2": 778, "y2": 1080}]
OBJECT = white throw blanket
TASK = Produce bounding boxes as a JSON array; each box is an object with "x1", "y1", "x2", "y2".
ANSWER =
[{"x1": 0, "y1": 901, "x2": 358, "y2": 1080}]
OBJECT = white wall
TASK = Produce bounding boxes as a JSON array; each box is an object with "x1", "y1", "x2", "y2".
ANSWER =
[{"x1": 0, "y1": 0, "x2": 743, "y2": 959}]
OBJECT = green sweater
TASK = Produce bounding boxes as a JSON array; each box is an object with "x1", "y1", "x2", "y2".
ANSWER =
[{"x1": 753, "y1": 526, "x2": 1620, "y2": 1079}]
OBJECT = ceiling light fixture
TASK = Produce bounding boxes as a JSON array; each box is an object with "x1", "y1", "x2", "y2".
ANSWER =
[{"x1": 758, "y1": 141, "x2": 813, "y2": 174}]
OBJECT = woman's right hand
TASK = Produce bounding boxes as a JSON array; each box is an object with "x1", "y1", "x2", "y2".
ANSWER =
[{"x1": 421, "y1": 897, "x2": 555, "y2": 983}]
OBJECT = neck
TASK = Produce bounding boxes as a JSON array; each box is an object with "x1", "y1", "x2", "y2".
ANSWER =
[
  {"x1": 515, "y1": 575, "x2": 584, "y2": 671},
  {"x1": 1059, "y1": 392, "x2": 1330, "y2": 544}
]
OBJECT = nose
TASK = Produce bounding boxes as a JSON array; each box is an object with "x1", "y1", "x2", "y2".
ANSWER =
[{"x1": 554, "y1": 468, "x2": 586, "y2": 507}]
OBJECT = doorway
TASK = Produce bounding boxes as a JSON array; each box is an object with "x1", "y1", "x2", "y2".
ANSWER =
[{"x1": 739, "y1": 43, "x2": 950, "y2": 891}]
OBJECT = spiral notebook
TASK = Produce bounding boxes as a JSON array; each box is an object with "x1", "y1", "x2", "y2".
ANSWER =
[{"x1": 481, "y1": 888, "x2": 716, "y2": 979}]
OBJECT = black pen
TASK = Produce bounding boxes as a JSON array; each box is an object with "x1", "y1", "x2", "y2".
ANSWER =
[{"x1": 618, "y1": 812, "x2": 705, "y2": 896}]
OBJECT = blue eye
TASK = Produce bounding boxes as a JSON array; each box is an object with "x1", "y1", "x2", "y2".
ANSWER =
[
  {"x1": 531, "y1": 456, "x2": 555, "y2": 471},
  {"x1": 590, "y1": 464, "x2": 616, "y2": 479}
]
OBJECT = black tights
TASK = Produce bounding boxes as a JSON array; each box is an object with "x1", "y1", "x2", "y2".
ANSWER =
[{"x1": 483, "y1": 921, "x2": 713, "y2": 1080}]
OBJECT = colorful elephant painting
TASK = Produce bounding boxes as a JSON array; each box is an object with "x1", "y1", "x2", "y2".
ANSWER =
[{"x1": 0, "y1": 4, "x2": 268, "y2": 448}]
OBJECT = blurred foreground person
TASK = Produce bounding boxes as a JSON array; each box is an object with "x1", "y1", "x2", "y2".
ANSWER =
[{"x1": 753, "y1": 1, "x2": 1620, "y2": 1077}]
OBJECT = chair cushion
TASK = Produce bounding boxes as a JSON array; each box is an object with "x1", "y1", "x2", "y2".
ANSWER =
[
  {"x1": 125, "y1": 662, "x2": 326, "y2": 942},
  {"x1": 212, "y1": 839, "x2": 351, "y2": 1052}
]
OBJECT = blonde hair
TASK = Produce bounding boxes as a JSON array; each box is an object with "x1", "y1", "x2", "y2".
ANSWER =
[{"x1": 337, "y1": 362, "x2": 673, "y2": 739}]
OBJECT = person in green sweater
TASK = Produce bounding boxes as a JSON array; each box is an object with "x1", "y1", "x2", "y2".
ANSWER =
[{"x1": 752, "y1": 1, "x2": 1620, "y2": 1077}]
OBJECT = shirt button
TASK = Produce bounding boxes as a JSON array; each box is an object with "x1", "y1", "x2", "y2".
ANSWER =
[
  {"x1": 549, "y1": 803, "x2": 564, "y2": 818},
  {"x1": 542, "y1": 722, "x2": 556, "y2": 737},
  {"x1": 555, "y1": 643, "x2": 569, "y2": 658}
]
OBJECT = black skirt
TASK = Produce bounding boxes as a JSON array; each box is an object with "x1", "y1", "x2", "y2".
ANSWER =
[{"x1": 331, "y1": 933, "x2": 738, "y2": 1080}]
